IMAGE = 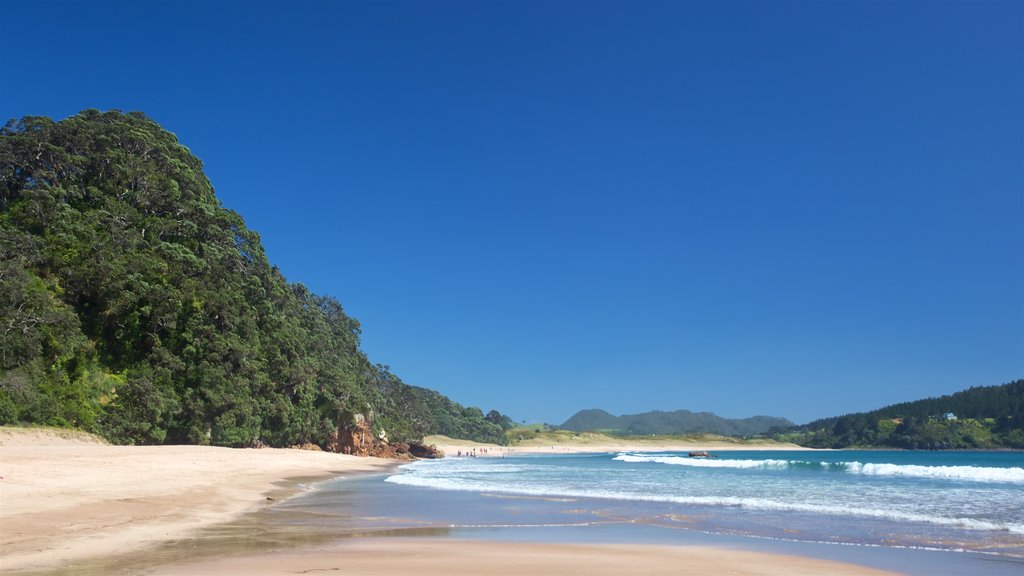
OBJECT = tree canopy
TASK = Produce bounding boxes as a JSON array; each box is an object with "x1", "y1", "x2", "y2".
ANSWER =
[
  {"x1": 779, "y1": 380, "x2": 1024, "y2": 449},
  {"x1": 0, "y1": 110, "x2": 505, "y2": 447}
]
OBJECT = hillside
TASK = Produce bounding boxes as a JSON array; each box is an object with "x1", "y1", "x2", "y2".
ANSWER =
[
  {"x1": 784, "y1": 379, "x2": 1024, "y2": 449},
  {"x1": 0, "y1": 110, "x2": 505, "y2": 447},
  {"x1": 561, "y1": 408, "x2": 792, "y2": 437}
]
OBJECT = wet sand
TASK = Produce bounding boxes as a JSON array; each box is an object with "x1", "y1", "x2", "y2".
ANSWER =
[
  {"x1": 145, "y1": 538, "x2": 900, "y2": 576},
  {"x1": 0, "y1": 427, "x2": 396, "y2": 573}
]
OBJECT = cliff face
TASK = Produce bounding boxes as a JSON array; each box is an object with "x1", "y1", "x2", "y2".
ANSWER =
[{"x1": 329, "y1": 413, "x2": 442, "y2": 459}]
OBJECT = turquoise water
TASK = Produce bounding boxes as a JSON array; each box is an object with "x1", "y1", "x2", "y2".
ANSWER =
[
  {"x1": 383, "y1": 451, "x2": 1024, "y2": 556},
  {"x1": 269, "y1": 450, "x2": 1024, "y2": 575}
]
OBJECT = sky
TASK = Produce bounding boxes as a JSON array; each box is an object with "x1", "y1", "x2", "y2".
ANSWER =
[{"x1": 1, "y1": 1, "x2": 1021, "y2": 425}]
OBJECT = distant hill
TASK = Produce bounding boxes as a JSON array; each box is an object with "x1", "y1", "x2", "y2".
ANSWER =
[
  {"x1": 561, "y1": 409, "x2": 622, "y2": 431},
  {"x1": 560, "y1": 408, "x2": 793, "y2": 437},
  {"x1": 786, "y1": 379, "x2": 1024, "y2": 449}
]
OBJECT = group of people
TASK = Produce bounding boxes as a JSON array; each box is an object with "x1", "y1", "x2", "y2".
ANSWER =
[{"x1": 455, "y1": 448, "x2": 490, "y2": 457}]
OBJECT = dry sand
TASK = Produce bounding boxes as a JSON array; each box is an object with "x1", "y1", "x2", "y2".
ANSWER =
[
  {"x1": 0, "y1": 427, "x2": 395, "y2": 573},
  {"x1": 0, "y1": 427, "x2": 897, "y2": 575}
]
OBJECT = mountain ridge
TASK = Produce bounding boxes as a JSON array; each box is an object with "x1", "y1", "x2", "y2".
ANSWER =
[{"x1": 560, "y1": 408, "x2": 793, "y2": 437}]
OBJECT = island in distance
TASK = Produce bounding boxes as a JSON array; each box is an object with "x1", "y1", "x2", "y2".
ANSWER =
[{"x1": 560, "y1": 408, "x2": 793, "y2": 437}]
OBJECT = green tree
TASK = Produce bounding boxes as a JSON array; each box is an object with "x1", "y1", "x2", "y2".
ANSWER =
[{"x1": 1, "y1": 110, "x2": 508, "y2": 447}]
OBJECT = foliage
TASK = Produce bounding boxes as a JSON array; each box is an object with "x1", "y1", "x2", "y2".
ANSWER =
[
  {"x1": 1, "y1": 110, "x2": 501, "y2": 446},
  {"x1": 485, "y1": 409, "x2": 515, "y2": 431},
  {"x1": 505, "y1": 422, "x2": 557, "y2": 442},
  {"x1": 366, "y1": 364, "x2": 506, "y2": 445},
  {"x1": 560, "y1": 408, "x2": 793, "y2": 437},
  {"x1": 782, "y1": 380, "x2": 1024, "y2": 449}
]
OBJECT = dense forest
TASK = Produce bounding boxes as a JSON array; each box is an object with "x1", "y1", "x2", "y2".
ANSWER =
[
  {"x1": 778, "y1": 380, "x2": 1024, "y2": 449},
  {"x1": 560, "y1": 408, "x2": 792, "y2": 437},
  {"x1": 0, "y1": 110, "x2": 507, "y2": 448}
]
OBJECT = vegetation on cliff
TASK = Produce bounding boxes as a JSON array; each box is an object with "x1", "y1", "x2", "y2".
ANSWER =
[
  {"x1": 0, "y1": 110, "x2": 505, "y2": 447},
  {"x1": 777, "y1": 380, "x2": 1024, "y2": 449}
]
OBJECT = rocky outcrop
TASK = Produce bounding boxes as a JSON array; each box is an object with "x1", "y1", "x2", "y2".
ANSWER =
[
  {"x1": 407, "y1": 442, "x2": 444, "y2": 459},
  {"x1": 329, "y1": 413, "x2": 377, "y2": 456},
  {"x1": 289, "y1": 442, "x2": 323, "y2": 451},
  {"x1": 326, "y1": 412, "x2": 443, "y2": 460}
]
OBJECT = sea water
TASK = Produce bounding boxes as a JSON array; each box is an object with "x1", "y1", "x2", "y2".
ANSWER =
[
  {"x1": 267, "y1": 450, "x2": 1024, "y2": 575},
  {"x1": 386, "y1": 452, "x2": 1023, "y2": 562},
  {"x1": 387, "y1": 451, "x2": 1024, "y2": 539}
]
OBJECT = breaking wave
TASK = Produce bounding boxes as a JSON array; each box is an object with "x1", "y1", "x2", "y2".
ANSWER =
[
  {"x1": 841, "y1": 461, "x2": 1024, "y2": 483},
  {"x1": 384, "y1": 470, "x2": 1024, "y2": 535},
  {"x1": 613, "y1": 454, "x2": 1024, "y2": 484},
  {"x1": 613, "y1": 454, "x2": 793, "y2": 470}
]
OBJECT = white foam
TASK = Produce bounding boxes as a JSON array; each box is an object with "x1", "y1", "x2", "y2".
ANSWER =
[
  {"x1": 384, "y1": 472, "x2": 1024, "y2": 535},
  {"x1": 613, "y1": 454, "x2": 791, "y2": 469},
  {"x1": 612, "y1": 453, "x2": 1024, "y2": 484},
  {"x1": 840, "y1": 461, "x2": 1024, "y2": 484}
]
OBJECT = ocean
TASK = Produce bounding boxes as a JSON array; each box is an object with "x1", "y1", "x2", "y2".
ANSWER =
[
  {"x1": 385, "y1": 450, "x2": 1024, "y2": 545},
  {"x1": 47, "y1": 449, "x2": 1024, "y2": 576},
  {"x1": 271, "y1": 449, "x2": 1024, "y2": 575}
]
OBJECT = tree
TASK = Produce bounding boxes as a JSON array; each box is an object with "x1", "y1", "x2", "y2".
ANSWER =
[
  {"x1": 1, "y1": 110, "x2": 508, "y2": 447},
  {"x1": 486, "y1": 409, "x2": 515, "y2": 431}
]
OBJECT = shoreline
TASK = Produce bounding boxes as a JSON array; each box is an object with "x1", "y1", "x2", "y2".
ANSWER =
[
  {"x1": 0, "y1": 427, "x2": 399, "y2": 573},
  {"x1": 1, "y1": 427, "x2": 903, "y2": 575},
  {"x1": 423, "y1": 433, "x2": 816, "y2": 457}
]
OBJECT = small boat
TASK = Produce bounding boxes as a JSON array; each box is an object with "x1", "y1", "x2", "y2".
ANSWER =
[{"x1": 688, "y1": 450, "x2": 717, "y2": 458}]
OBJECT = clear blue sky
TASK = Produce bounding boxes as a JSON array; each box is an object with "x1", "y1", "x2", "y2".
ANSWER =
[{"x1": 2, "y1": 1, "x2": 1021, "y2": 425}]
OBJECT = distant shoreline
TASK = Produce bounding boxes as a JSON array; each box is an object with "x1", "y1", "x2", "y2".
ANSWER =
[{"x1": 423, "y1": 432, "x2": 816, "y2": 457}]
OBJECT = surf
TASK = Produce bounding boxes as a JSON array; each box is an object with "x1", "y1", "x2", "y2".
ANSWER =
[{"x1": 613, "y1": 453, "x2": 1024, "y2": 484}]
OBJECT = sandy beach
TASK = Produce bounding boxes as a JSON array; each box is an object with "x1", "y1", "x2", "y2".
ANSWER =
[
  {"x1": 0, "y1": 427, "x2": 396, "y2": 573},
  {"x1": 0, "y1": 427, "x2": 897, "y2": 575}
]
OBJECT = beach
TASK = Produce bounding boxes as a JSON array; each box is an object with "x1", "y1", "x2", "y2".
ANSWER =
[
  {"x1": 0, "y1": 427, "x2": 394, "y2": 574},
  {"x1": 1, "y1": 427, "x2": 905, "y2": 575}
]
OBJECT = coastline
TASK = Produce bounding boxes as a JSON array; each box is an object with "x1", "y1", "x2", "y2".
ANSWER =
[
  {"x1": 1, "y1": 427, "x2": 900, "y2": 576},
  {"x1": 0, "y1": 427, "x2": 398, "y2": 573}
]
